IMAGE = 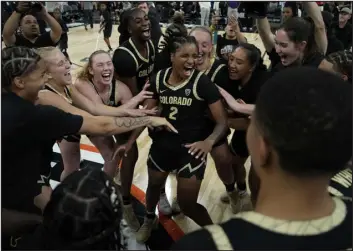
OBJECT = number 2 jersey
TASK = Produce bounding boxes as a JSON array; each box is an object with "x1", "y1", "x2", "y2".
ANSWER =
[{"x1": 149, "y1": 68, "x2": 221, "y2": 148}]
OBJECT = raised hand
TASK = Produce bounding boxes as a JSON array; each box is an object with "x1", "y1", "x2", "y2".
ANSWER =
[{"x1": 134, "y1": 81, "x2": 154, "y2": 104}]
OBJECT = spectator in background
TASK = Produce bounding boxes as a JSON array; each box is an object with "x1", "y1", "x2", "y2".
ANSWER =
[
  {"x1": 52, "y1": 7, "x2": 71, "y2": 64},
  {"x1": 200, "y1": 2, "x2": 211, "y2": 26},
  {"x1": 137, "y1": 2, "x2": 162, "y2": 49},
  {"x1": 321, "y1": 11, "x2": 344, "y2": 55},
  {"x1": 282, "y1": 2, "x2": 298, "y2": 21},
  {"x1": 82, "y1": 1, "x2": 94, "y2": 30},
  {"x1": 3, "y1": 2, "x2": 62, "y2": 48},
  {"x1": 331, "y1": 7, "x2": 352, "y2": 50},
  {"x1": 99, "y1": 3, "x2": 113, "y2": 52}
]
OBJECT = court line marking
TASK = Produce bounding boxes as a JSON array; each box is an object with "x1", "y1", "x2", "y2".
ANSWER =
[{"x1": 53, "y1": 143, "x2": 185, "y2": 241}]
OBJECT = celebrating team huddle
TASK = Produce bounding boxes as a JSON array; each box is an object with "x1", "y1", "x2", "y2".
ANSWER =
[{"x1": 1, "y1": 1, "x2": 352, "y2": 250}]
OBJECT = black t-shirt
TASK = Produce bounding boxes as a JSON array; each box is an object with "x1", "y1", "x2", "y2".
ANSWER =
[
  {"x1": 102, "y1": 9, "x2": 112, "y2": 27},
  {"x1": 2, "y1": 92, "x2": 83, "y2": 214},
  {"x1": 148, "y1": 68, "x2": 221, "y2": 148},
  {"x1": 113, "y1": 38, "x2": 156, "y2": 92},
  {"x1": 326, "y1": 35, "x2": 344, "y2": 56},
  {"x1": 331, "y1": 22, "x2": 352, "y2": 50},
  {"x1": 12, "y1": 32, "x2": 56, "y2": 48},
  {"x1": 172, "y1": 197, "x2": 352, "y2": 250},
  {"x1": 57, "y1": 18, "x2": 68, "y2": 45},
  {"x1": 268, "y1": 48, "x2": 325, "y2": 74},
  {"x1": 216, "y1": 34, "x2": 242, "y2": 62},
  {"x1": 329, "y1": 168, "x2": 352, "y2": 199}
]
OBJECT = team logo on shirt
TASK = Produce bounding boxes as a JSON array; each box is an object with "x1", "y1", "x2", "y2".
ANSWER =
[{"x1": 185, "y1": 89, "x2": 191, "y2": 96}]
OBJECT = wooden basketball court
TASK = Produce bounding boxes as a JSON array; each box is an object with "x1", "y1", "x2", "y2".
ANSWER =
[{"x1": 62, "y1": 24, "x2": 268, "y2": 235}]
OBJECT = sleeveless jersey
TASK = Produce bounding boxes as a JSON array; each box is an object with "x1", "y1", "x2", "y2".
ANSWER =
[
  {"x1": 43, "y1": 84, "x2": 72, "y2": 104},
  {"x1": 89, "y1": 80, "x2": 120, "y2": 107},
  {"x1": 149, "y1": 68, "x2": 220, "y2": 148},
  {"x1": 203, "y1": 58, "x2": 228, "y2": 86},
  {"x1": 117, "y1": 38, "x2": 155, "y2": 91},
  {"x1": 329, "y1": 168, "x2": 352, "y2": 200}
]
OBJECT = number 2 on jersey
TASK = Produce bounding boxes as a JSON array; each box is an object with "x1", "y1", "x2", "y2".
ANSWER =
[{"x1": 169, "y1": 106, "x2": 178, "y2": 120}]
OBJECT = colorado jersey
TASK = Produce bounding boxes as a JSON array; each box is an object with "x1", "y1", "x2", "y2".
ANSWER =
[
  {"x1": 149, "y1": 68, "x2": 221, "y2": 147},
  {"x1": 203, "y1": 58, "x2": 228, "y2": 87},
  {"x1": 89, "y1": 80, "x2": 120, "y2": 107},
  {"x1": 113, "y1": 38, "x2": 155, "y2": 91}
]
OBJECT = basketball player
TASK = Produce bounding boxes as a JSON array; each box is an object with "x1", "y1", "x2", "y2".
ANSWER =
[
  {"x1": 172, "y1": 67, "x2": 352, "y2": 250},
  {"x1": 189, "y1": 26, "x2": 252, "y2": 212},
  {"x1": 99, "y1": 3, "x2": 113, "y2": 52},
  {"x1": 1, "y1": 46, "x2": 176, "y2": 249},
  {"x1": 136, "y1": 36, "x2": 228, "y2": 243},
  {"x1": 111, "y1": 7, "x2": 157, "y2": 231},
  {"x1": 36, "y1": 47, "x2": 157, "y2": 180},
  {"x1": 75, "y1": 50, "x2": 155, "y2": 180}
]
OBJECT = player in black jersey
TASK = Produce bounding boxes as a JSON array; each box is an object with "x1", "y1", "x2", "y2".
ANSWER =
[
  {"x1": 112, "y1": 7, "x2": 157, "y2": 231},
  {"x1": 135, "y1": 36, "x2": 228, "y2": 243},
  {"x1": 173, "y1": 67, "x2": 352, "y2": 250},
  {"x1": 75, "y1": 50, "x2": 154, "y2": 180},
  {"x1": 189, "y1": 26, "x2": 252, "y2": 212},
  {"x1": 113, "y1": 8, "x2": 155, "y2": 96},
  {"x1": 36, "y1": 47, "x2": 157, "y2": 180}
]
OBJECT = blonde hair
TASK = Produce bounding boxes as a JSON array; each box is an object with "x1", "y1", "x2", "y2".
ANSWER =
[
  {"x1": 76, "y1": 50, "x2": 110, "y2": 81},
  {"x1": 35, "y1": 46, "x2": 60, "y2": 62}
]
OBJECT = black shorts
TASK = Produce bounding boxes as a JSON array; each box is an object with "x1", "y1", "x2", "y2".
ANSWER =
[
  {"x1": 229, "y1": 130, "x2": 249, "y2": 158},
  {"x1": 62, "y1": 134, "x2": 81, "y2": 143},
  {"x1": 104, "y1": 25, "x2": 113, "y2": 38},
  {"x1": 148, "y1": 143, "x2": 207, "y2": 180}
]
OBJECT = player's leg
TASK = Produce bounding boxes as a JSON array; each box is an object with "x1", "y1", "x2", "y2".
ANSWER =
[
  {"x1": 88, "y1": 136, "x2": 120, "y2": 178},
  {"x1": 221, "y1": 131, "x2": 252, "y2": 212},
  {"x1": 58, "y1": 136, "x2": 81, "y2": 181},
  {"x1": 177, "y1": 152, "x2": 213, "y2": 226},
  {"x1": 248, "y1": 163, "x2": 260, "y2": 207},
  {"x1": 210, "y1": 141, "x2": 241, "y2": 212},
  {"x1": 136, "y1": 145, "x2": 171, "y2": 243},
  {"x1": 115, "y1": 133, "x2": 140, "y2": 231}
]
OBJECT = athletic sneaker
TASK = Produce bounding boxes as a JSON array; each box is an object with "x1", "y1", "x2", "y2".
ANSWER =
[
  {"x1": 220, "y1": 192, "x2": 230, "y2": 203},
  {"x1": 158, "y1": 194, "x2": 173, "y2": 215},
  {"x1": 122, "y1": 204, "x2": 140, "y2": 232},
  {"x1": 228, "y1": 190, "x2": 253, "y2": 214},
  {"x1": 136, "y1": 216, "x2": 158, "y2": 243}
]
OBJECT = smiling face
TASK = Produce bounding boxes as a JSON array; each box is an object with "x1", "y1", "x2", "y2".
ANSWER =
[
  {"x1": 171, "y1": 42, "x2": 198, "y2": 80},
  {"x1": 274, "y1": 29, "x2": 306, "y2": 66},
  {"x1": 20, "y1": 15, "x2": 39, "y2": 38},
  {"x1": 89, "y1": 52, "x2": 114, "y2": 86},
  {"x1": 45, "y1": 49, "x2": 72, "y2": 86},
  {"x1": 128, "y1": 9, "x2": 151, "y2": 41},
  {"x1": 228, "y1": 47, "x2": 253, "y2": 80},
  {"x1": 138, "y1": 2, "x2": 149, "y2": 14},
  {"x1": 189, "y1": 29, "x2": 213, "y2": 66},
  {"x1": 339, "y1": 11, "x2": 351, "y2": 23}
]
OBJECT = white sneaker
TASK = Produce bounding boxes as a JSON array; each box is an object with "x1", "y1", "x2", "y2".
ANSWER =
[
  {"x1": 228, "y1": 190, "x2": 253, "y2": 214},
  {"x1": 122, "y1": 204, "x2": 140, "y2": 232},
  {"x1": 158, "y1": 194, "x2": 172, "y2": 215},
  {"x1": 220, "y1": 191, "x2": 230, "y2": 203},
  {"x1": 136, "y1": 216, "x2": 158, "y2": 243}
]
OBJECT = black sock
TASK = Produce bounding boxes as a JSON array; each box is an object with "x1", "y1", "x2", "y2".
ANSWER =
[
  {"x1": 122, "y1": 196, "x2": 130, "y2": 205},
  {"x1": 225, "y1": 181, "x2": 236, "y2": 192},
  {"x1": 160, "y1": 187, "x2": 166, "y2": 195},
  {"x1": 237, "y1": 182, "x2": 247, "y2": 192},
  {"x1": 146, "y1": 211, "x2": 155, "y2": 219}
]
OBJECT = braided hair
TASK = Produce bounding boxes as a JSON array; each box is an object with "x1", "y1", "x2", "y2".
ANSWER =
[
  {"x1": 1, "y1": 46, "x2": 41, "y2": 91},
  {"x1": 118, "y1": 7, "x2": 144, "y2": 45},
  {"x1": 327, "y1": 50, "x2": 352, "y2": 83},
  {"x1": 41, "y1": 168, "x2": 123, "y2": 250},
  {"x1": 154, "y1": 23, "x2": 188, "y2": 72},
  {"x1": 235, "y1": 43, "x2": 267, "y2": 72}
]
